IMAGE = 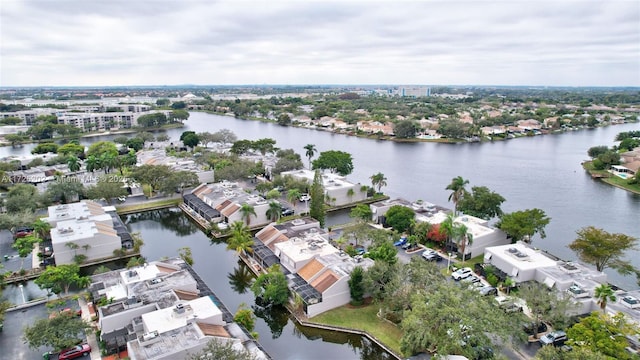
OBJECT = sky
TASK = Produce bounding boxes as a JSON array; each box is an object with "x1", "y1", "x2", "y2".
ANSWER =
[{"x1": 1, "y1": 0, "x2": 639, "y2": 87}]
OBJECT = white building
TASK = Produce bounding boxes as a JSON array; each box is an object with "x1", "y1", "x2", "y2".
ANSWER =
[
  {"x1": 46, "y1": 201, "x2": 122, "y2": 265},
  {"x1": 280, "y1": 169, "x2": 367, "y2": 206},
  {"x1": 89, "y1": 259, "x2": 269, "y2": 360},
  {"x1": 189, "y1": 182, "x2": 271, "y2": 227}
]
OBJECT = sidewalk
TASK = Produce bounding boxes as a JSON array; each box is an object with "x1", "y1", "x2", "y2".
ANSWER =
[{"x1": 78, "y1": 296, "x2": 102, "y2": 360}]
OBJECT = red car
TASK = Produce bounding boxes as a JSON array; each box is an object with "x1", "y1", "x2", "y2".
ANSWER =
[{"x1": 58, "y1": 344, "x2": 91, "y2": 360}]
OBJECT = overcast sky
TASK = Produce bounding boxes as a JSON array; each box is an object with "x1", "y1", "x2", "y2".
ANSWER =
[{"x1": 1, "y1": 0, "x2": 638, "y2": 87}]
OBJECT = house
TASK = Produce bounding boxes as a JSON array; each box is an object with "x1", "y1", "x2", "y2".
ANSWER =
[
  {"x1": 186, "y1": 181, "x2": 271, "y2": 227},
  {"x1": 88, "y1": 258, "x2": 269, "y2": 360},
  {"x1": 251, "y1": 218, "x2": 373, "y2": 317},
  {"x1": 136, "y1": 149, "x2": 214, "y2": 184},
  {"x1": 280, "y1": 169, "x2": 367, "y2": 206},
  {"x1": 45, "y1": 201, "x2": 126, "y2": 265}
]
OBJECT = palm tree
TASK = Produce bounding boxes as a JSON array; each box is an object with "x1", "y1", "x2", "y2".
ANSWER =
[
  {"x1": 346, "y1": 188, "x2": 355, "y2": 203},
  {"x1": 441, "y1": 213, "x2": 473, "y2": 260},
  {"x1": 446, "y1": 176, "x2": 469, "y2": 215},
  {"x1": 370, "y1": 172, "x2": 387, "y2": 194},
  {"x1": 304, "y1": 144, "x2": 317, "y2": 169},
  {"x1": 227, "y1": 221, "x2": 253, "y2": 257},
  {"x1": 287, "y1": 189, "x2": 301, "y2": 209},
  {"x1": 239, "y1": 203, "x2": 256, "y2": 226},
  {"x1": 67, "y1": 155, "x2": 81, "y2": 172},
  {"x1": 32, "y1": 219, "x2": 51, "y2": 240},
  {"x1": 100, "y1": 152, "x2": 116, "y2": 173},
  {"x1": 85, "y1": 155, "x2": 100, "y2": 173},
  {"x1": 595, "y1": 284, "x2": 616, "y2": 313},
  {"x1": 266, "y1": 201, "x2": 282, "y2": 222}
]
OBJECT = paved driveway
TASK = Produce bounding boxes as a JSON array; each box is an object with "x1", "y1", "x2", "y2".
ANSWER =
[{"x1": 1, "y1": 303, "x2": 49, "y2": 360}]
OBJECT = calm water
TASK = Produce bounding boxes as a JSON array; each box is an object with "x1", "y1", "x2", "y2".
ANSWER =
[
  {"x1": 124, "y1": 208, "x2": 393, "y2": 360},
  {"x1": 2, "y1": 112, "x2": 639, "y2": 286}
]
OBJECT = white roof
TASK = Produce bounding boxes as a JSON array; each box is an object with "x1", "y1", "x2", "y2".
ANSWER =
[
  {"x1": 485, "y1": 242, "x2": 557, "y2": 271},
  {"x1": 275, "y1": 233, "x2": 339, "y2": 263},
  {"x1": 142, "y1": 296, "x2": 222, "y2": 335}
]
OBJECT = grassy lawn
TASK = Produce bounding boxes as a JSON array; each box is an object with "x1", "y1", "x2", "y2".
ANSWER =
[
  {"x1": 116, "y1": 198, "x2": 181, "y2": 214},
  {"x1": 583, "y1": 161, "x2": 640, "y2": 194},
  {"x1": 310, "y1": 304, "x2": 404, "y2": 356}
]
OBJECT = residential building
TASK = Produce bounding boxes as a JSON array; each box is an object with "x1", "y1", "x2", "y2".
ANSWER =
[
  {"x1": 45, "y1": 200, "x2": 129, "y2": 265},
  {"x1": 136, "y1": 149, "x2": 214, "y2": 184},
  {"x1": 88, "y1": 258, "x2": 269, "y2": 359},
  {"x1": 251, "y1": 218, "x2": 373, "y2": 317},
  {"x1": 281, "y1": 169, "x2": 367, "y2": 207}
]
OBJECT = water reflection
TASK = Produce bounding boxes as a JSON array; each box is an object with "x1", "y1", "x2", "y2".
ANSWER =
[
  {"x1": 125, "y1": 208, "x2": 393, "y2": 359},
  {"x1": 2, "y1": 281, "x2": 49, "y2": 305},
  {"x1": 227, "y1": 262, "x2": 254, "y2": 294}
]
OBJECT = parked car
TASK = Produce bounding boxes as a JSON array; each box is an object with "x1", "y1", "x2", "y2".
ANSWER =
[
  {"x1": 621, "y1": 295, "x2": 640, "y2": 309},
  {"x1": 401, "y1": 242, "x2": 417, "y2": 250},
  {"x1": 494, "y1": 296, "x2": 523, "y2": 313},
  {"x1": 299, "y1": 193, "x2": 311, "y2": 202},
  {"x1": 57, "y1": 344, "x2": 91, "y2": 360},
  {"x1": 461, "y1": 275, "x2": 481, "y2": 284},
  {"x1": 422, "y1": 251, "x2": 442, "y2": 262},
  {"x1": 451, "y1": 267, "x2": 473, "y2": 281},
  {"x1": 12, "y1": 226, "x2": 33, "y2": 240},
  {"x1": 522, "y1": 322, "x2": 549, "y2": 336},
  {"x1": 281, "y1": 208, "x2": 295, "y2": 216},
  {"x1": 539, "y1": 330, "x2": 568, "y2": 346},
  {"x1": 477, "y1": 286, "x2": 497, "y2": 296},
  {"x1": 394, "y1": 237, "x2": 408, "y2": 246}
]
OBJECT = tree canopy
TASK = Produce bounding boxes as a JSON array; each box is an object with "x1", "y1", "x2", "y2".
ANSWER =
[
  {"x1": 457, "y1": 185, "x2": 505, "y2": 220},
  {"x1": 384, "y1": 205, "x2": 415, "y2": 233},
  {"x1": 23, "y1": 312, "x2": 92, "y2": 352},
  {"x1": 251, "y1": 265, "x2": 289, "y2": 306},
  {"x1": 312, "y1": 150, "x2": 354, "y2": 176},
  {"x1": 497, "y1": 208, "x2": 550, "y2": 243},
  {"x1": 309, "y1": 169, "x2": 325, "y2": 226},
  {"x1": 569, "y1": 226, "x2": 638, "y2": 273},
  {"x1": 35, "y1": 264, "x2": 90, "y2": 296},
  {"x1": 187, "y1": 339, "x2": 255, "y2": 360}
]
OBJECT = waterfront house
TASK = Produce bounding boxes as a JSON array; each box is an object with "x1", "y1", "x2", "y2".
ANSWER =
[
  {"x1": 251, "y1": 218, "x2": 373, "y2": 317},
  {"x1": 45, "y1": 200, "x2": 126, "y2": 265},
  {"x1": 88, "y1": 258, "x2": 269, "y2": 359},
  {"x1": 280, "y1": 169, "x2": 367, "y2": 206}
]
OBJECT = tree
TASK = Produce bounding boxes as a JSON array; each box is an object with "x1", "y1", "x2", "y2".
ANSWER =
[
  {"x1": 233, "y1": 303, "x2": 256, "y2": 335},
  {"x1": 239, "y1": 203, "x2": 256, "y2": 226},
  {"x1": 384, "y1": 205, "x2": 415, "y2": 233},
  {"x1": 445, "y1": 176, "x2": 469, "y2": 215},
  {"x1": 312, "y1": 150, "x2": 354, "y2": 176},
  {"x1": 46, "y1": 180, "x2": 85, "y2": 204},
  {"x1": 126, "y1": 137, "x2": 144, "y2": 151},
  {"x1": 309, "y1": 170, "x2": 325, "y2": 226},
  {"x1": 587, "y1": 145, "x2": 609, "y2": 159},
  {"x1": 33, "y1": 218, "x2": 51, "y2": 240},
  {"x1": 155, "y1": 133, "x2": 169, "y2": 142},
  {"x1": 569, "y1": 226, "x2": 638, "y2": 273},
  {"x1": 169, "y1": 109, "x2": 189, "y2": 122},
  {"x1": 99, "y1": 151, "x2": 117, "y2": 173},
  {"x1": 86, "y1": 140, "x2": 118, "y2": 158},
  {"x1": 227, "y1": 221, "x2": 253, "y2": 257},
  {"x1": 66, "y1": 155, "x2": 81, "y2": 172},
  {"x1": 566, "y1": 312, "x2": 638, "y2": 360},
  {"x1": 251, "y1": 264, "x2": 289, "y2": 306},
  {"x1": 497, "y1": 208, "x2": 550, "y2": 243},
  {"x1": 441, "y1": 214, "x2": 474, "y2": 260},
  {"x1": 57, "y1": 142, "x2": 85, "y2": 157},
  {"x1": 287, "y1": 189, "x2": 301, "y2": 209},
  {"x1": 457, "y1": 186, "x2": 505, "y2": 220},
  {"x1": 370, "y1": 172, "x2": 387, "y2": 194},
  {"x1": 518, "y1": 282, "x2": 576, "y2": 339},
  {"x1": 362, "y1": 261, "x2": 399, "y2": 302},
  {"x1": 35, "y1": 264, "x2": 89, "y2": 297},
  {"x1": 304, "y1": 144, "x2": 317, "y2": 169},
  {"x1": 31, "y1": 142, "x2": 59, "y2": 154},
  {"x1": 348, "y1": 266, "x2": 365, "y2": 305},
  {"x1": 84, "y1": 155, "x2": 99, "y2": 173},
  {"x1": 187, "y1": 339, "x2": 255, "y2": 360},
  {"x1": 212, "y1": 129, "x2": 237, "y2": 145},
  {"x1": 131, "y1": 164, "x2": 173, "y2": 196},
  {"x1": 23, "y1": 312, "x2": 92, "y2": 352},
  {"x1": 349, "y1": 204, "x2": 373, "y2": 223},
  {"x1": 266, "y1": 201, "x2": 282, "y2": 222},
  {"x1": 594, "y1": 284, "x2": 616, "y2": 313},
  {"x1": 181, "y1": 132, "x2": 200, "y2": 149},
  {"x1": 394, "y1": 120, "x2": 418, "y2": 139},
  {"x1": 13, "y1": 234, "x2": 39, "y2": 270},
  {"x1": 230, "y1": 139, "x2": 253, "y2": 155},
  {"x1": 277, "y1": 113, "x2": 291, "y2": 126},
  {"x1": 251, "y1": 138, "x2": 277, "y2": 155},
  {"x1": 4, "y1": 133, "x2": 29, "y2": 147},
  {"x1": 366, "y1": 240, "x2": 398, "y2": 265},
  {"x1": 158, "y1": 170, "x2": 199, "y2": 195},
  {"x1": 178, "y1": 247, "x2": 194, "y2": 266},
  {"x1": 86, "y1": 174, "x2": 127, "y2": 204}
]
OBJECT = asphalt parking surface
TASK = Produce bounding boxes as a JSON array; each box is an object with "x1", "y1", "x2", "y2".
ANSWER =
[{"x1": 1, "y1": 303, "x2": 50, "y2": 360}]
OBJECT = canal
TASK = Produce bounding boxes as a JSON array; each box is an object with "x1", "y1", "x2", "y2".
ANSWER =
[{"x1": 123, "y1": 208, "x2": 394, "y2": 360}]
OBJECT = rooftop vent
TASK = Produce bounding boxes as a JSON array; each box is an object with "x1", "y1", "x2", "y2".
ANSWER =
[{"x1": 291, "y1": 219, "x2": 305, "y2": 226}]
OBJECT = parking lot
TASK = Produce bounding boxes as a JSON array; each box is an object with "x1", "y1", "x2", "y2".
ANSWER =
[{"x1": 1, "y1": 303, "x2": 50, "y2": 360}]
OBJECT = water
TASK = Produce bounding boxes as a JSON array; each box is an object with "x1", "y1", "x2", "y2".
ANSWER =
[
  {"x1": 2, "y1": 112, "x2": 639, "y2": 286},
  {"x1": 124, "y1": 208, "x2": 394, "y2": 360}
]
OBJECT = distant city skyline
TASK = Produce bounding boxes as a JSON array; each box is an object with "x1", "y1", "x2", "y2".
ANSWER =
[{"x1": 1, "y1": 0, "x2": 638, "y2": 87}]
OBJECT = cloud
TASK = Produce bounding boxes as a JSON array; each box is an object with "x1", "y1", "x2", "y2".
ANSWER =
[{"x1": 1, "y1": 0, "x2": 638, "y2": 86}]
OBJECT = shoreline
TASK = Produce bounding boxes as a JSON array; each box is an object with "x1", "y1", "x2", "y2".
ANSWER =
[{"x1": 582, "y1": 161, "x2": 640, "y2": 195}]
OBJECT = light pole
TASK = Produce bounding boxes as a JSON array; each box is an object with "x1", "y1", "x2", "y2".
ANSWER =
[
  {"x1": 18, "y1": 283, "x2": 26, "y2": 304},
  {"x1": 447, "y1": 252, "x2": 453, "y2": 272}
]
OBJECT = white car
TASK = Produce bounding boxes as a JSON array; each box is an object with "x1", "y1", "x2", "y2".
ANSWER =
[
  {"x1": 451, "y1": 267, "x2": 473, "y2": 281},
  {"x1": 621, "y1": 295, "x2": 640, "y2": 309},
  {"x1": 299, "y1": 193, "x2": 311, "y2": 202}
]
